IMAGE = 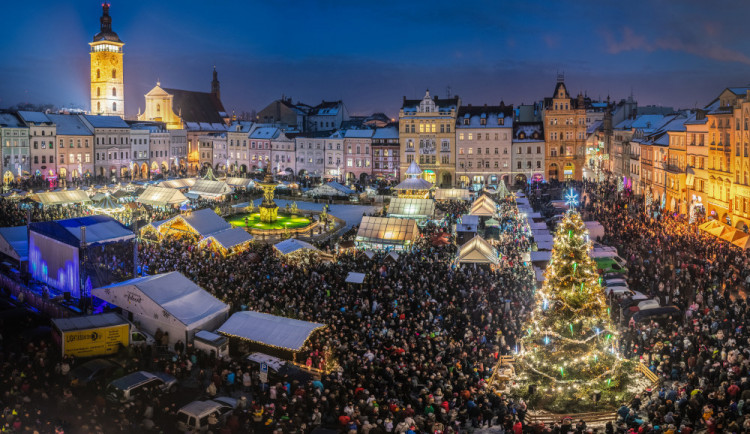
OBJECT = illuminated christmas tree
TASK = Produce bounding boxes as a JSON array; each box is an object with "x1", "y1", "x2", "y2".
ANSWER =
[{"x1": 517, "y1": 207, "x2": 633, "y2": 411}]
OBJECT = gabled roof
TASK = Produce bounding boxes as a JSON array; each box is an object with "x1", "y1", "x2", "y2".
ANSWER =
[
  {"x1": 136, "y1": 185, "x2": 189, "y2": 206},
  {"x1": 93, "y1": 272, "x2": 228, "y2": 328},
  {"x1": 45, "y1": 114, "x2": 93, "y2": 136},
  {"x1": 344, "y1": 129, "x2": 374, "y2": 139},
  {"x1": 161, "y1": 87, "x2": 226, "y2": 124},
  {"x1": 457, "y1": 105, "x2": 514, "y2": 128},
  {"x1": 188, "y1": 179, "x2": 232, "y2": 198},
  {"x1": 274, "y1": 238, "x2": 320, "y2": 255},
  {"x1": 17, "y1": 111, "x2": 52, "y2": 124},
  {"x1": 32, "y1": 190, "x2": 92, "y2": 206},
  {"x1": 0, "y1": 112, "x2": 24, "y2": 128},
  {"x1": 83, "y1": 115, "x2": 129, "y2": 129},
  {"x1": 179, "y1": 208, "x2": 231, "y2": 236},
  {"x1": 469, "y1": 195, "x2": 498, "y2": 217},
  {"x1": 356, "y1": 216, "x2": 419, "y2": 245},
  {"x1": 201, "y1": 227, "x2": 253, "y2": 250},
  {"x1": 310, "y1": 100, "x2": 343, "y2": 116},
  {"x1": 387, "y1": 198, "x2": 435, "y2": 219},
  {"x1": 217, "y1": 311, "x2": 325, "y2": 351},
  {"x1": 457, "y1": 235, "x2": 499, "y2": 265}
]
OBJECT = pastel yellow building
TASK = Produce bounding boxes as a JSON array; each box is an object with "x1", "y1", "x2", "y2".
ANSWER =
[{"x1": 89, "y1": 3, "x2": 124, "y2": 117}]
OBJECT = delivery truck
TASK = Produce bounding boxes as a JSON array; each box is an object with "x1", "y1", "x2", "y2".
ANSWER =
[{"x1": 51, "y1": 312, "x2": 131, "y2": 358}]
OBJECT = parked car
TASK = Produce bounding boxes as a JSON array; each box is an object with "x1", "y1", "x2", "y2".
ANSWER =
[
  {"x1": 176, "y1": 397, "x2": 238, "y2": 432},
  {"x1": 631, "y1": 306, "x2": 681, "y2": 324},
  {"x1": 106, "y1": 371, "x2": 178, "y2": 402},
  {"x1": 70, "y1": 358, "x2": 119, "y2": 387},
  {"x1": 130, "y1": 329, "x2": 156, "y2": 348},
  {"x1": 603, "y1": 277, "x2": 628, "y2": 287}
]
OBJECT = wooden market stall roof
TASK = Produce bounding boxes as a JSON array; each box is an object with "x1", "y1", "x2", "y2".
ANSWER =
[
  {"x1": 457, "y1": 235, "x2": 499, "y2": 266},
  {"x1": 469, "y1": 195, "x2": 498, "y2": 217},
  {"x1": 136, "y1": 185, "x2": 189, "y2": 207},
  {"x1": 155, "y1": 208, "x2": 231, "y2": 239},
  {"x1": 198, "y1": 227, "x2": 254, "y2": 254},
  {"x1": 32, "y1": 190, "x2": 91, "y2": 206}
]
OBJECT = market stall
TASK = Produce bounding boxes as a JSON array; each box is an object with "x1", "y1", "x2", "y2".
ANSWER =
[
  {"x1": 434, "y1": 188, "x2": 471, "y2": 201},
  {"x1": 217, "y1": 310, "x2": 326, "y2": 361},
  {"x1": 198, "y1": 227, "x2": 254, "y2": 256},
  {"x1": 355, "y1": 216, "x2": 419, "y2": 251},
  {"x1": 457, "y1": 235, "x2": 499, "y2": 266},
  {"x1": 136, "y1": 186, "x2": 189, "y2": 208},
  {"x1": 92, "y1": 271, "x2": 229, "y2": 347},
  {"x1": 469, "y1": 195, "x2": 498, "y2": 217},
  {"x1": 187, "y1": 179, "x2": 233, "y2": 200},
  {"x1": 32, "y1": 190, "x2": 92, "y2": 207},
  {"x1": 387, "y1": 198, "x2": 435, "y2": 220}
]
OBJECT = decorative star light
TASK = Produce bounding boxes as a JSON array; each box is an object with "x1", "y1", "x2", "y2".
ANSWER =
[{"x1": 565, "y1": 188, "x2": 579, "y2": 208}]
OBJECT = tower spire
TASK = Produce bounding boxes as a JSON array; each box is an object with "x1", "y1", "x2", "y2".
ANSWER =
[
  {"x1": 100, "y1": 3, "x2": 112, "y2": 34},
  {"x1": 211, "y1": 66, "x2": 221, "y2": 101}
]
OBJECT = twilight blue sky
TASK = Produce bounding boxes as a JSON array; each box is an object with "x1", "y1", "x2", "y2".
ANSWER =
[{"x1": 3, "y1": 0, "x2": 750, "y2": 117}]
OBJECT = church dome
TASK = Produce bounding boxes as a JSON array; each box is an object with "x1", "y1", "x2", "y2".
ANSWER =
[{"x1": 93, "y1": 3, "x2": 122, "y2": 43}]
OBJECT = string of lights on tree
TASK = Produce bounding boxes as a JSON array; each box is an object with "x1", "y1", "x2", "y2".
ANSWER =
[{"x1": 515, "y1": 192, "x2": 633, "y2": 407}]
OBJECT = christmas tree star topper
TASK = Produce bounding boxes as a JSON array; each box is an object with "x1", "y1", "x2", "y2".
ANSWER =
[{"x1": 565, "y1": 188, "x2": 579, "y2": 208}]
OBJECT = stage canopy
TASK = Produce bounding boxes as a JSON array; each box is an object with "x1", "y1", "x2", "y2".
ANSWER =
[
  {"x1": 217, "y1": 310, "x2": 325, "y2": 352},
  {"x1": 274, "y1": 238, "x2": 320, "y2": 255},
  {"x1": 136, "y1": 185, "x2": 189, "y2": 207},
  {"x1": 188, "y1": 179, "x2": 233, "y2": 199},
  {"x1": 30, "y1": 215, "x2": 134, "y2": 247},
  {"x1": 457, "y1": 235, "x2": 499, "y2": 266},
  {"x1": 32, "y1": 190, "x2": 91, "y2": 206},
  {"x1": 434, "y1": 188, "x2": 471, "y2": 201},
  {"x1": 469, "y1": 195, "x2": 498, "y2": 217},
  {"x1": 355, "y1": 216, "x2": 418, "y2": 250},
  {"x1": 387, "y1": 198, "x2": 435, "y2": 219}
]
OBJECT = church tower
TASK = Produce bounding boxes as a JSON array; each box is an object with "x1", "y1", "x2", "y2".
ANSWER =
[
  {"x1": 211, "y1": 67, "x2": 221, "y2": 101},
  {"x1": 89, "y1": 3, "x2": 124, "y2": 117}
]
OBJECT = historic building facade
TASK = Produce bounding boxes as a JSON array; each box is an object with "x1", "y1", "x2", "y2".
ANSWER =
[
  {"x1": 371, "y1": 126, "x2": 400, "y2": 181},
  {"x1": 542, "y1": 78, "x2": 587, "y2": 181},
  {"x1": 399, "y1": 90, "x2": 460, "y2": 187},
  {"x1": 455, "y1": 104, "x2": 514, "y2": 188},
  {"x1": 90, "y1": 3, "x2": 124, "y2": 117}
]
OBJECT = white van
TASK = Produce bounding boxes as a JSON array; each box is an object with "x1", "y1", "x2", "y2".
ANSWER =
[{"x1": 176, "y1": 397, "x2": 237, "y2": 432}]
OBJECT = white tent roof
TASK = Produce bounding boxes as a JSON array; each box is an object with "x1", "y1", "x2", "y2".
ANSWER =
[
  {"x1": 356, "y1": 216, "x2": 419, "y2": 245},
  {"x1": 202, "y1": 227, "x2": 254, "y2": 250},
  {"x1": 274, "y1": 238, "x2": 320, "y2": 255},
  {"x1": 33, "y1": 190, "x2": 91, "y2": 206},
  {"x1": 529, "y1": 222, "x2": 548, "y2": 230},
  {"x1": 179, "y1": 208, "x2": 231, "y2": 236},
  {"x1": 159, "y1": 178, "x2": 196, "y2": 189},
  {"x1": 387, "y1": 198, "x2": 435, "y2": 219},
  {"x1": 469, "y1": 195, "x2": 498, "y2": 217},
  {"x1": 405, "y1": 161, "x2": 422, "y2": 175},
  {"x1": 457, "y1": 235, "x2": 499, "y2": 265},
  {"x1": 434, "y1": 188, "x2": 471, "y2": 201},
  {"x1": 345, "y1": 272, "x2": 366, "y2": 284},
  {"x1": 92, "y1": 272, "x2": 228, "y2": 328},
  {"x1": 224, "y1": 177, "x2": 254, "y2": 188},
  {"x1": 305, "y1": 182, "x2": 355, "y2": 197},
  {"x1": 137, "y1": 185, "x2": 189, "y2": 206},
  {"x1": 217, "y1": 310, "x2": 325, "y2": 351},
  {"x1": 188, "y1": 179, "x2": 233, "y2": 198}
]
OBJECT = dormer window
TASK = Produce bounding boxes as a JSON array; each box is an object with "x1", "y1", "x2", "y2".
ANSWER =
[
  {"x1": 463, "y1": 119, "x2": 470, "y2": 125},
  {"x1": 497, "y1": 118, "x2": 504, "y2": 126},
  {"x1": 480, "y1": 118, "x2": 487, "y2": 126}
]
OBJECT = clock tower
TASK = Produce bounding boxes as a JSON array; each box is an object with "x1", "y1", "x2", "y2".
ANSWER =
[{"x1": 90, "y1": 3, "x2": 124, "y2": 117}]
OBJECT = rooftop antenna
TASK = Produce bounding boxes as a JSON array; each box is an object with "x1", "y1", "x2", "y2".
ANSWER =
[{"x1": 446, "y1": 86, "x2": 452, "y2": 99}]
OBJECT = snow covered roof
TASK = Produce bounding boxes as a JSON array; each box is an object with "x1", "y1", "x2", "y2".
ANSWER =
[
  {"x1": 44, "y1": 114, "x2": 92, "y2": 135},
  {"x1": 344, "y1": 129, "x2": 374, "y2": 139},
  {"x1": 456, "y1": 105, "x2": 514, "y2": 129},
  {"x1": 372, "y1": 126, "x2": 399, "y2": 139},
  {"x1": 30, "y1": 215, "x2": 134, "y2": 247},
  {"x1": 93, "y1": 272, "x2": 228, "y2": 328},
  {"x1": 217, "y1": 311, "x2": 325, "y2": 351},
  {"x1": 0, "y1": 113, "x2": 24, "y2": 128},
  {"x1": 274, "y1": 238, "x2": 320, "y2": 255},
  {"x1": 83, "y1": 115, "x2": 129, "y2": 128},
  {"x1": 457, "y1": 236, "x2": 499, "y2": 265},
  {"x1": 17, "y1": 111, "x2": 52, "y2": 124},
  {"x1": 469, "y1": 195, "x2": 498, "y2": 217},
  {"x1": 250, "y1": 127, "x2": 280, "y2": 139}
]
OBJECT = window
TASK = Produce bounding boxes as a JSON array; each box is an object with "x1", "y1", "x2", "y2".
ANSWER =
[
  {"x1": 113, "y1": 102, "x2": 117, "y2": 112},
  {"x1": 517, "y1": 161, "x2": 522, "y2": 169},
  {"x1": 112, "y1": 87, "x2": 116, "y2": 97},
  {"x1": 97, "y1": 88, "x2": 101, "y2": 97},
  {"x1": 537, "y1": 161, "x2": 541, "y2": 168},
  {"x1": 33, "y1": 156, "x2": 38, "y2": 164},
  {"x1": 459, "y1": 133, "x2": 464, "y2": 140},
  {"x1": 112, "y1": 69, "x2": 117, "y2": 79},
  {"x1": 537, "y1": 146, "x2": 541, "y2": 154},
  {"x1": 97, "y1": 102, "x2": 101, "y2": 112},
  {"x1": 96, "y1": 69, "x2": 100, "y2": 79}
]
